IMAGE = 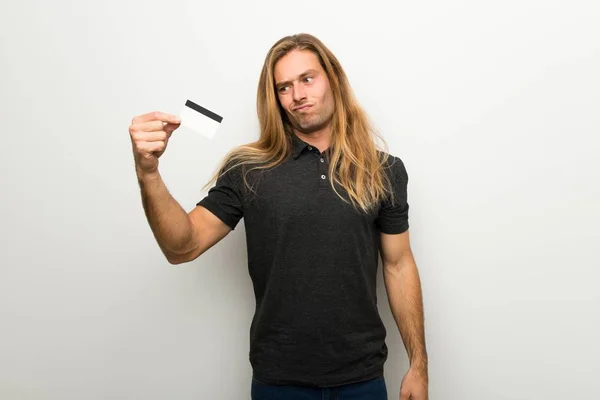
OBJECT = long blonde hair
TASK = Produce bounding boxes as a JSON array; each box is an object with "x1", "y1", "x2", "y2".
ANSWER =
[{"x1": 202, "y1": 33, "x2": 397, "y2": 213}]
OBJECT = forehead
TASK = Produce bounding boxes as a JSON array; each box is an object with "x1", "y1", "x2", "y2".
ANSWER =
[{"x1": 274, "y1": 49, "x2": 324, "y2": 82}]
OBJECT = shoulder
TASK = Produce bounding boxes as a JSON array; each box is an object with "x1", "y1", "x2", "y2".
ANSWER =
[
  {"x1": 217, "y1": 151, "x2": 267, "y2": 195},
  {"x1": 376, "y1": 150, "x2": 408, "y2": 181}
]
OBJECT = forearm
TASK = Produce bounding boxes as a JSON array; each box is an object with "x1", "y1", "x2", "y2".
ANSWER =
[
  {"x1": 137, "y1": 168, "x2": 195, "y2": 258},
  {"x1": 383, "y1": 251, "x2": 428, "y2": 373}
]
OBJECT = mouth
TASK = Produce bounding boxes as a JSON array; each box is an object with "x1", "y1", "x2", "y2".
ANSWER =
[{"x1": 293, "y1": 104, "x2": 312, "y2": 112}]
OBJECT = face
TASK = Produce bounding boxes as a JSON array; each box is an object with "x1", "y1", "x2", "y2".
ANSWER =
[{"x1": 274, "y1": 49, "x2": 335, "y2": 135}]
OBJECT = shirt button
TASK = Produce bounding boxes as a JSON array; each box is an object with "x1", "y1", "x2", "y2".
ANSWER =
[
  {"x1": 320, "y1": 158, "x2": 324, "y2": 162},
  {"x1": 308, "y1": 146, "x2": 312, "y2": 150},
  {"x1": 321, "y1": 174, "x2": 326, "y2": 179}
]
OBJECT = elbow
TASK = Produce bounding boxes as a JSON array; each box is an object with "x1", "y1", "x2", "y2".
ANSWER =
[
  {"x1": 167, "y1": 256, "x2": 184, "y2": 265},
  {"x1": 166, "y1": 252, "x2": 190, "y2": 265},
  {"x1": 165, "y1": 247, "x2": 203, "y2": 265},
  {"x1": 383, "y1": 250, "x2": 415, "y2": 273}
]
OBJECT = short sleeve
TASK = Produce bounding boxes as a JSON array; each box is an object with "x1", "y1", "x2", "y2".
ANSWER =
[
  {"x1": 197, "y1": 163, "x2": 245, "y2": 230},
  {"x1": 375, "y1": 155, "x2": 409, "y2": 234}
]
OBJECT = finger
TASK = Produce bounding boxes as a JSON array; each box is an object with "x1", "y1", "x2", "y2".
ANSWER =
[
  {"x1": 132, "y1": 120, "x2": 164, "y2": 132},
  {"x1": 163, "y1": 122, "x2": 180, "y2": 136},
  {"x1": 134, "y1": 131, "x2": 169, "y2": 142},
  {"x1": 140, "y1": 140, "x2": 166, "y2": 154},
  {"x1": 133, "y1": 111, "x2": 181, "y2": 125}
]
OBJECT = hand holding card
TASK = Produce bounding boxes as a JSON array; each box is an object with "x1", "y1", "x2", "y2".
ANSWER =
[
  {"x1": 128, "y1": 110, "x2": 181, "y2": 176},
  {"x1": 179, "y1": 99, "x2": 223, "y2": 139}
]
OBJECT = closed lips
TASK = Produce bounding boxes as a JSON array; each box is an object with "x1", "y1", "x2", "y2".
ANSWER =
[{"x1": 293, "y1": 105, "x2": 312, "y2": 111}]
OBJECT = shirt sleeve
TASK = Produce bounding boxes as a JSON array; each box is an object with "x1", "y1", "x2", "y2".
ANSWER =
[
  {"x1": 196, "y1": 163, "x2": 245, "y2": 231},
  {"x1": 375, "y1": 155, "x2": 410, "y2": 234}
]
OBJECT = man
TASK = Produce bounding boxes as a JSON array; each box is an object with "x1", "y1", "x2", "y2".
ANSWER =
[{"x1": 129, "y1": 33, "x2": 428, "y2": 400}]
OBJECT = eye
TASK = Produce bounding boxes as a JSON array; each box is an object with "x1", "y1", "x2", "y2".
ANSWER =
[
  {"x1": 304, "y1": 76, "x2": 314, "y2": 83},
  {"x1": 279, "y1": 85, "x2": 289, "y2": 93}
]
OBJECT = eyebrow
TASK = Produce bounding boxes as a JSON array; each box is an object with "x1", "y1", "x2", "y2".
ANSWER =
[{"x1": 276, "y1": 69, "x2": 319, "y2": 88}]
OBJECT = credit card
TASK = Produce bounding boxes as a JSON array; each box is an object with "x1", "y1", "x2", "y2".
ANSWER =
[{"x1": 179, "y1": 99, "x2": 223, "y2": 139}]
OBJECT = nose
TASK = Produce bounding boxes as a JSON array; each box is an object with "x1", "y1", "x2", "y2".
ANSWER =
[{"x1": 292, "y1": 82, "x2": 307, "y2": 102}]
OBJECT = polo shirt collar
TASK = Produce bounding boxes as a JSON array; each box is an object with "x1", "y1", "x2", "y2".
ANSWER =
[{"x1": 291, "y1": 134, "x2": 310, "y2": 160}]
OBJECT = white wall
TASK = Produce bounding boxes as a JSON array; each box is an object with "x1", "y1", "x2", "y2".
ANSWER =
[{"x1": 1, "y1": 0, "x2": 598, "y2": 398}]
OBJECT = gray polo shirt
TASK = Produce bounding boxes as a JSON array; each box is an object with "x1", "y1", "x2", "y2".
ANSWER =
[{"x1": 197, "y1": 133, "x2": 409, "y2": 387}]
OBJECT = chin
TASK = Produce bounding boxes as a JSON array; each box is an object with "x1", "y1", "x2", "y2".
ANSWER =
[{"x1": 298, "y1": 123, "x2": 325, "y2": 134}]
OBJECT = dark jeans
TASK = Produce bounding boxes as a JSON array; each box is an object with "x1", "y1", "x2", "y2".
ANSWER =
[{"x1": 251, "y1": 376, "x2": 388, "y2": 399}]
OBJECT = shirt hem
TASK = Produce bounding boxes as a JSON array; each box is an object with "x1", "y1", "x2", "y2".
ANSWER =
[
  {"x1": 252, "y1": 366, "x2": 384, "y2": 388},
  {"x1": 197, "y1": 198, "x2": 238, "y2": 230}
]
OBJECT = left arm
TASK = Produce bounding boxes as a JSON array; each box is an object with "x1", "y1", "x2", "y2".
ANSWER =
[{"x1": 380, "y1": 229, "x2": 429, "y2": 398}]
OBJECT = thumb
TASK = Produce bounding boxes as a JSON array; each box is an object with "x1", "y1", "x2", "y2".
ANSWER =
[{"x1": 163, "y1": 122, "x2": 180, "y2": 137}]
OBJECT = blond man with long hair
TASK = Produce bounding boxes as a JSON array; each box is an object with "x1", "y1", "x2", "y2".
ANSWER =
[{"x1": 129, "y1": 33, "x2": 428, "y2": 400}]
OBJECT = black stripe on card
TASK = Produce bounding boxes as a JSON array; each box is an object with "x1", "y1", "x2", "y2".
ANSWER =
[{"x1": 185, "y1": 100, "x2": 223, "y2": 123}]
